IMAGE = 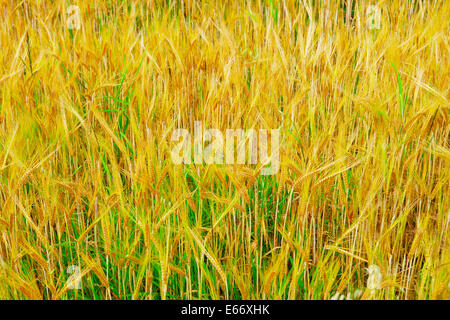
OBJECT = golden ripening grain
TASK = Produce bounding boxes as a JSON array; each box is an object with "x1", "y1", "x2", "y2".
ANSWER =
[{"x1": 0, "y1": 0, "x2": 449, "y2": 300}]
